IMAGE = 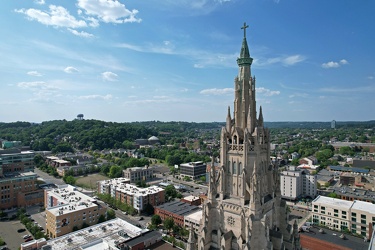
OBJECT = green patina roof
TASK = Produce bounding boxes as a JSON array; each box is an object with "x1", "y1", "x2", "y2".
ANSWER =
[{"x1": 237, "y1": 22, "x2": 253, "y2": 66}]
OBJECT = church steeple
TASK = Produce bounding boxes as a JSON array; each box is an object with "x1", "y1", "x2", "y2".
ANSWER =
[
  {"x1": 199, "y1": 22, "x2": 300, "y2": 250},
  {"x1": 237, "y1": 22, "x2": 253, "y2": 67}
]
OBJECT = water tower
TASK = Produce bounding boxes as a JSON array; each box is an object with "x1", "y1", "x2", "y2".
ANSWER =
[{"x1": 77, "y1": 114, "x2": 84, "y2": 120}]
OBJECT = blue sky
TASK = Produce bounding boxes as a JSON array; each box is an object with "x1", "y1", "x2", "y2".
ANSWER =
[{"x1": 1, "y1": 0, "x2": 374, "y2": 123}]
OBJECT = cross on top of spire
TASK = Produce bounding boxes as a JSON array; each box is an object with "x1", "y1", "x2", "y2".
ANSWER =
[{"x1": 241, "y1": 22, "x2": 249, "y2": 38}]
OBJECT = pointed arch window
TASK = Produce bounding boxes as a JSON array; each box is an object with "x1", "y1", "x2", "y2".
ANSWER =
[
  {"x1": 233, "y1": 162, "x2": 237, "y2": 175},
  {"x1": 228, "y1": 161, "x2": 231, "y2": 174},
  {"x1": 239, "y1": 162, "x2": 242, "y2": 173}
]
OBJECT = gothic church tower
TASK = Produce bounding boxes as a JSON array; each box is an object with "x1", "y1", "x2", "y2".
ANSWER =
[{"x1": 197, "y1": 23, "x2": 300, "y2": 250}]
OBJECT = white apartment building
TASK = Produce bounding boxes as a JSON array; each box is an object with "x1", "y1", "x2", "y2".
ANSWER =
[
  {"x1": 97, "y1": 178, "x2": 165, "y2": 213},
  {"x1": 280, "y1": 166, "x2": 317, "y2": 200},
  {"x1": 312, "y1": 195, "x2": 375, "y2": 239}
]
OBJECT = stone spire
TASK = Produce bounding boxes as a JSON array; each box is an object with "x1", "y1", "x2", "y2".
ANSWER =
[
  {"x1": 186, "y1": 223, "x2": 196, "y2": 250},
  {"x1": 208, "y1": 157, "x2": 217, "y2": 201},
  {"x1": 258, "y1": 106, "x2": 264, "y2": 127},
  {"x1": 226, "y1": 106, "x2": 232, "y2": 132}
]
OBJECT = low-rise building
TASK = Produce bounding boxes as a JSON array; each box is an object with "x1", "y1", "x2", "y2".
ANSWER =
[
  {"x1": 312, "y1": 195, "x2": 375, "y2": 239},
  {"x1": 280, "y1": 166, "x2": 317, "y2": 200},
  {"x1": 123, "y1": 166, "x2": 154, "y2": 183},
  {"x1": 21, "y1": 218, "x2": 161, "y2": 250},
  {"x1": 181, "y1": 195, "x2": 201, "y2": 206},
  {"x1": 179, "y1": 161, "x2": 207, "y2": 180},
  {"x1": 45, "y1": 184, "x2": 106, "y2": 238},
  {"x1": 299, "y1": 156, "x2": 318, "y2": 166},
  {"x1": 184, "y1": 209, "x2": 203, "y2": 233},
  {"x1": 97, "y1": 178, "x2": 165, "y2": 213},
  {"x1": 154, "y1": 200, "x2": 200, "y2": 227}
]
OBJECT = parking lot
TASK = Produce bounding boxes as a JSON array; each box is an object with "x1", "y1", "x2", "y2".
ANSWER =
[{"x1": 0, "y1": 220, "x2": 31, "y2": 250}]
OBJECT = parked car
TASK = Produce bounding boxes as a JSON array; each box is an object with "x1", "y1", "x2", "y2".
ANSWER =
[
  {"x1": 22, "y1": 235, "x2": 31, "y2": 239},
  {"x1": 17, "y1": 228, "x2": 26, "y2": 233}
]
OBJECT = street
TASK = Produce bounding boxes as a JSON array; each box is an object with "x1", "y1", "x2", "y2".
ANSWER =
[{"x1": 34, "y1": 168, "x2": 64, "y2": 186}]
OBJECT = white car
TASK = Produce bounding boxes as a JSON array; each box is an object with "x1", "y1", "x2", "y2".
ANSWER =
[{"x1": 23, "y1": 235, "x2": 31, "y2": 239}]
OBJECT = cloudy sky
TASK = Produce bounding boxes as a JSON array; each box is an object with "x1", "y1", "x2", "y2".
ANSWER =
[{"x1": 1, "y1": 0, "x2": 374, "y2": 123}]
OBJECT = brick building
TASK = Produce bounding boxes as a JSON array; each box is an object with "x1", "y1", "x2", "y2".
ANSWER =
[
  {"x1": 0, "y1": 149, "x2": 44, "y2": 209},
  {"x1": 154, "y1": 200, "x2": 199, "y2": 227}
]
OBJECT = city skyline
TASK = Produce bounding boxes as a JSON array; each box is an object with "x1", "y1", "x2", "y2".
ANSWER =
[{"x1": 1, "y1": 0, "x2": 374, "y2": 123}]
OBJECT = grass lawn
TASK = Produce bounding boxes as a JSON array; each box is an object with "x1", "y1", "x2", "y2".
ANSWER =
[{"x1": 76, "y1": 173, "x2": 110, "y2": 190}]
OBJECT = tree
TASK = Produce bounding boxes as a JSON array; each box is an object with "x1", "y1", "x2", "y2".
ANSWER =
[
  {"x1": 98, "y1": 214, "x2": 106, "y2": 223},
  {"x1": 151, "y1": 214, "x2": 162, "y2": 226},
  {"x1": 200, "y1": 176, "x2": 206, "y2": 183},
  {"x1": 164, "y1": 217, "x2": 175, "y2": 232},
  {"x1": 107, "y1": 209, "x2": 116, "y2": 220},
  {"x1": 0, "y1": 236, "x2": 5, "y2": 246},
  {"x1": 291, "y1": 158, "x2": 299, "y2": 166},
  {"x1": 108, "y1": 165, "x2": 122, "y2": 178},
  {"x1": 165, "y1": 185, "x2": 178, "y2": 200},
  {"x1": 63, "y1": 175, "x2": 76, "y2": 185},
  {"x1": 328, "y1": 192, "x2": 338, "y2": 198}
]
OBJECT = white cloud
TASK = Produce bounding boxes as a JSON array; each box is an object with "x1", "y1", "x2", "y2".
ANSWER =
[
  {"x1": 289, "y1": 93, "x2": 308, "y2": 98},
  {"x1": 321, "y1": 59, "x2": 349, "y2": 69},
  {"x1": 79, "y1": 94, "x2": 112, "y2": 100},
  {"x1": 34, "y1": 0, "x2": 45, "y2": 5},
  {"x1": 368, "y1": 76, "x2": 374, "y2": 80},
  {"x1": 64, "y1": 66, "x2": 79, "y2": 73},
  {"x1": 200, "y1": 88, "x2": 233, "y2": 95},
  {"x1": 283, "y1": 55, "x2": 305, "y2": 65},
  {"x1": 15, "y1": 5, "x2": 87, "y2": 28},
  {"x1": 321, "y1": 61, "x2": 340, "y2": 68},
  {"x1": 27, "y1": 71, "x2": 43, "y2": 77},
  {"x1": 340, "y1": 59, "x2": 348, "y2": 65},
  {"x1": 17, "y1": 81, "x2": 60, "y2": 101},
  {"x1": 77, "y1": 0, "x2": 141, "y2": 24},
  {"x1": 256, "y1": 87, "x2": 280, "y2": 96},
  {"x1": 17, "y1": 81, "x2": 57, "y2": 90},
  {"x1": 68, "y1": 28, "x2": 94, "y2": 38},
  {"x1": 101, "y1": 71, "x2": 118, "y2": 81},
  {"x1": 254, "y1": 54, "x2": 306, "y2": 67}
]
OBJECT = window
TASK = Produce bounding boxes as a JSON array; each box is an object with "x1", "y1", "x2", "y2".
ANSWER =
[
  {"x1": 352, "y1": 218, "x2": 356, "y2": 222},
  {"x1": 361, "y1": 214, "x2": 366, "y2": 219},
  {"x1": 352, "y1": 212, "x2": 356, "y2": 217}
]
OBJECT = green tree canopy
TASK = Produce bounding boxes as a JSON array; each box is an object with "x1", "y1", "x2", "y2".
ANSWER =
[
  {"x1": 151, "y1": 214, "x2": 162, "y2": 226},
  {"x1": 164, "y1": 217, "x2": 174, "y2": 231}
]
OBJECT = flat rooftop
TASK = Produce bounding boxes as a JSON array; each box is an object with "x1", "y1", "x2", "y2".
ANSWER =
[
  {"x1": 47, "y1": 185, "x2": 97, "y2": 216},
  {"x1": 313, "y1": 195, "x2": 353, "y2": 210},
  {"x1": 156, "y1": 200, "x2": 199, "y2": 216},
  {"x1": 184, "y1": 209, "x2": 203, "y2": 222},
  {"x1": 99, "y1": 178, "x2": 163, "y2": 197},
  {"x1": 301, "y1": 226, "x2": 369, "y2": 250},
  {"x1": 352, "y1": 200, "x2": 375, "y2": 214},
  {"x1": 44, "y1": 218, "x2": 146, "y2": 250}
]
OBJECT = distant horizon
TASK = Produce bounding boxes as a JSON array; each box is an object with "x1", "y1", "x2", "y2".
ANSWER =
[
  {"x1": 1, "y1": 1, "x2": 374, "y2": 122},
  {"x1": 1, "y1": 118, "x2": 374, "y2": 124}
]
